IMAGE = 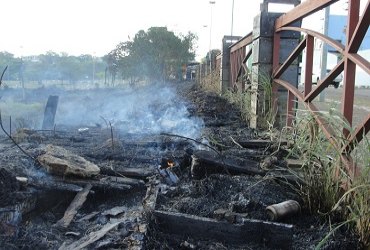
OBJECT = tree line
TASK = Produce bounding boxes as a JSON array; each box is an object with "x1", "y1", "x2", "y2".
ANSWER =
[
  {"x1": 0, "y1": 26, "x2": 198, "y2": 87},
  {"x1": 0, "y1": 51, "x2": 106, "y2": 85}
]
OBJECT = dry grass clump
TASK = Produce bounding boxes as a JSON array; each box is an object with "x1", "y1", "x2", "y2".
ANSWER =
[{"x1": 287, "y1": 108, "x2": 369, "y2": 248}]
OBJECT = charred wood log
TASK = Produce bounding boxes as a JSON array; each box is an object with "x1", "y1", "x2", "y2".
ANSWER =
[
  {"x1": 55, "y1": 184, "x2": 92, "y2": 228},
  {"x1": 52, "y1": 176, "x2": 132, "y2": 191},
  {"x1": 153, "y1": 210, "x2": 293, "y2": 249},
  {"x1": 191, "y1": 150, "x2": 265, "y2": 179},
  {"x1": 100, "y1": 166, "x2": 155, "y2": 179}
]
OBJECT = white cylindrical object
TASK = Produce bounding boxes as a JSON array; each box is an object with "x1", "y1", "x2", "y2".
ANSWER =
[{"x1": 266, "y1": 200, "x2": 301, "y2": 221}]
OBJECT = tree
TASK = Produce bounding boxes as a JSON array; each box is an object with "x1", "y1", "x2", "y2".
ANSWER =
[{"x1": 106, "y1": 27, "x2": 197, "y2": 83}]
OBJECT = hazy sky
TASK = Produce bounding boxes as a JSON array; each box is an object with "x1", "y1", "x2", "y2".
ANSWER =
[
  {"x1": 0, "y1": 0, "x2": 364, "y2": 60},
  {"x1": 0, "y1": 0, "x2": 262, "y2": 59}
]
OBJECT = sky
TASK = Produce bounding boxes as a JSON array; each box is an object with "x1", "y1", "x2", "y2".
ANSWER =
[
  {"x1": 0, "y1": 0, "x2": 367, "y2": 61},
  {"x1": 0, "y1": 0, "x2": 261, "y2": 59}
]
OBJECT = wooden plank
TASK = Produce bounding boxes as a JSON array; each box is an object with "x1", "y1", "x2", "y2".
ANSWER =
[
  {"x1": 55, "y1": 184, "x2": 92, "y2": 228},
  {"x1": 153, "y1": 210, "x2": 293, "y2": 249}
]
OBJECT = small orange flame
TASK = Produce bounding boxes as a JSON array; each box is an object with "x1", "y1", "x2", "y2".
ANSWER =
[{"x1": 167, "y1": 160, "x2": 175, "y2": 168}]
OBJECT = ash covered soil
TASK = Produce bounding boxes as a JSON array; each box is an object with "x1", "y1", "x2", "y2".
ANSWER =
[{"x1": 0, "y1": 82, "x2": 361, "y2": 249}]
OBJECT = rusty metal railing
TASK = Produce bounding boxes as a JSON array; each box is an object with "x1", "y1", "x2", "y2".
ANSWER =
[
  {"x1": 272, "y1": 0, "x2": 370, "y2": 174},
  {"x1": 229, "y1": 32, "x2": 253, "y2": 91}
]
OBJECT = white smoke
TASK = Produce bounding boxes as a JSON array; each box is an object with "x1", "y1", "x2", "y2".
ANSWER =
[{"x1": 55, "y1": 83, "x2": 204, "y2": 139}]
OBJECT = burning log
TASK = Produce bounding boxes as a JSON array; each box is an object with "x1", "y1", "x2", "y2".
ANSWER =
[
  {"x1": 37, "y1": 144, "x2": 100, "y2": 178},
  {"x1": 190, "y1": 150, "x2": 265, "y2": 179},
  {"x1": 55, "y1": 184, "x2": 92, "y2": 228}
]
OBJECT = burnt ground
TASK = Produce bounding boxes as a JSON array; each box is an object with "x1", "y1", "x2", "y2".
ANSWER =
[{"x1": 0, "y1": 82, "x2": 362, "y2": 249}]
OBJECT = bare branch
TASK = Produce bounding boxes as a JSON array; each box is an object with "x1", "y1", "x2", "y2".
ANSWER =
[{"x1": 0, "y1": 66, "x2": 8, "y2": 87}]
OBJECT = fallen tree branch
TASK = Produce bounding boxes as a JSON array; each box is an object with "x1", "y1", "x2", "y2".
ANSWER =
[{"x1": 0, "y1": 66, "x2": 7, "y2": 87}]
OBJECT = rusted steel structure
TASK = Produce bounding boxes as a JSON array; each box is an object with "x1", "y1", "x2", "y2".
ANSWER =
[
  {"x1": 205, "y1": 0, "x2": 369, "y2": 174},
  {"x1": 229, "y1": 33, "x2": 253, "y2": 91},
  {"x1": 272, "y1": 0, "x2": 370, "y2": 174}
]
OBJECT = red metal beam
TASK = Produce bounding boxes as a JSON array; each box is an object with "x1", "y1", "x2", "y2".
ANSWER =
[
  {"x1": 348, "y1": 0, "x2": 370, "y2": 53},
  {"x1": 274, "y1": 79, "x2": 355, "y2": 175},
  {"x1": 275, "y1": 0, "x2": 339, "y2": 29},
  {"x1": 346, "y1": 0, "x2": 360, "y2": 47},
  {"x1": 274, "y1": 37, "x2": 306, "y2": 78},
  {"x1": 304, "y1": 35, "x2": 314, "y2": 96},
  {"x1": 341, "y1": 0, "x2": 360, "y2": 136},
  {"x1": 342, "y1": 114, "x2": 370, "y2": 154},
  {"x1": 278, "y1": 26, "x2": 370, "y2": 75},
  {"x1": 237, "y1": 47, "x2": 252, "y2": 79},
  {"x1": 229, "y1": 33, "x2": 253, "y2": 53},
  {"x1": 304, "y1": 60, "x2": 345, "y2": 102},
  {"x1": 277, "y1": 27, "x2": 345, "y2": 52},
  {"x1": 274, "y1": 79, "x2": 338, "y2": 145},
  {"x1": 342, "y1": 59, "x2": 356, "y2": 131},
  {"x1": 272, "y1": 32, "x2": 281, "y2": 72}
]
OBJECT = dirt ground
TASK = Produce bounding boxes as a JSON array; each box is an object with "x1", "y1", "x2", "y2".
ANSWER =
[{"x1": 0, "y1": 82, "x2": 362, "y2": 249}]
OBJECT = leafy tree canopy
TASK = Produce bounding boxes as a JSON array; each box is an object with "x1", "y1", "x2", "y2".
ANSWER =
[{"x1": 105, "y1": 27, "x2": 197, "y2": 83}]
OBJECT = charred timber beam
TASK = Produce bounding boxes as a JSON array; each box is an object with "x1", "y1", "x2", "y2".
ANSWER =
[
  {"x1": 191, "y1": 150, "x2": 264, "y2": 179},
  {"x1": 153, "y1": 210, "x2": 293, "y2": 249},
  {"x1": 55, "y1": 184, "x2": 92, "y2": 228},
  {"x1": 52, "y1": 176, "x2": 132, "y2": 191}
]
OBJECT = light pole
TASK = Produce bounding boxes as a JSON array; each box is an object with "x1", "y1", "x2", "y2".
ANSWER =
[
  {"x1": 319, "y1": 6, "x2": 329, "y2": 102},
  {"x1": 92, "y1": 52, "x2": 96, "y2": 85},
  {"x1": 231, "y1": 0, "x2": 235, "y2": 36},
  {"x1": 209, "y1": 1, "x2": 215, "y2": 74}
]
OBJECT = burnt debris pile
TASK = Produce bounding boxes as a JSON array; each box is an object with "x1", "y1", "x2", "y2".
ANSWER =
[{"x1": 0, "y1": 82, "x2": 359, "y2": 249}]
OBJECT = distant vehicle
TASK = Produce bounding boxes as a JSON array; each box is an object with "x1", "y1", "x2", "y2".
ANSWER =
[{"x1": 312, "y1": 69, "x2": 342, "y2": 88}]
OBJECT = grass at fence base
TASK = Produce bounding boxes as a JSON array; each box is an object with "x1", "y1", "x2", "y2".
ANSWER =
[
  {"x1": 198, "y1": 71, "x2": 221, "y2": 94},
  {"x1": 199, "y1": 72, "x2": 369, "y2": 247},
  {"x1": 286, "y1": 108, "x2": 370, "y2": 248}
]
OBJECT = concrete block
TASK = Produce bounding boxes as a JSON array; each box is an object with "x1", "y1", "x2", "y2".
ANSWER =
[
  {"x1": 253, "y1": 12, "x2": 301, "y2": 39},
  {"x1": 279, "y1": 65, "x2": 299, "y2": 88},
  {"x1": 252, "y1": 38, "x2": 273, "y2": 64},
  {"x1": 279, "y1": 38, "x2": 300, "y2": 64},
  {"x1": 253, "y1": 12, "x2": 281, "y2": 38}
]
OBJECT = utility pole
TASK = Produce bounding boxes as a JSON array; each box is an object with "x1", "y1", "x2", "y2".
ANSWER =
[
  {"x1": 319, "y1": 6, "x2": 329, "y2": 102},
  {"x1": 209, "y1": 1, "x2": 216, "y2": 74}
]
